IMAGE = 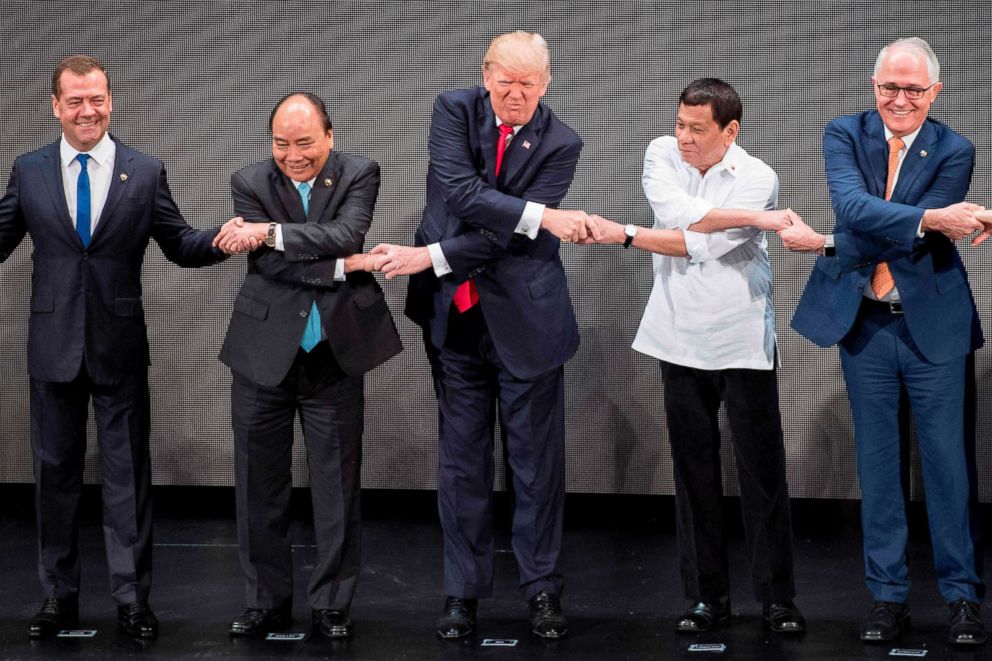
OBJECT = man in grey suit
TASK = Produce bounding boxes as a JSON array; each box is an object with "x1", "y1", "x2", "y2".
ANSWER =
[
  {"x1": 214, "y1": 92, "x2": 402, "y2": 639},
  {"x1": 0, "y1": 55, "x2": 232, "y2": 639}
]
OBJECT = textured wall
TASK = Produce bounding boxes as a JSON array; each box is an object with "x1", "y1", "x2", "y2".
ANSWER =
[{"x1": 0, "y1": 1, "x2": 989, "y2": 498}]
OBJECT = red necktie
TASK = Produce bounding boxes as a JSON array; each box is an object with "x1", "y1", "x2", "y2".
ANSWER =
[
  {"x1": 870, "y1": 136, "x2": 905, "y2": 298},
  {"x1": 452, "y1": 123, "x2": 515, "y2": 313}
]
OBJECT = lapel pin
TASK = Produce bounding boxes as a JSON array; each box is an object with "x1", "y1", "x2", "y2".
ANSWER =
[
  {"x1": 919, "y1": 150, "x2": 928, "y2": 158},
  {"x1": 522, "y1": 140, "x2": 531, "y2": 150},
  {"x1": 324, "y1": 178, "x2": 333, "y2": 187},
  {"x1": 119, "y1": 172, "x2": 128, "y2": 182}
]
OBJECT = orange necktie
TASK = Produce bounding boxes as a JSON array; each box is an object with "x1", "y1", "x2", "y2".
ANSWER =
[
  {"x1": 452, "y1": 123, "x2": 515, "y2": 313},
  {"x1": 870, "y1": 136, "x2": 905, "y2": 299}
]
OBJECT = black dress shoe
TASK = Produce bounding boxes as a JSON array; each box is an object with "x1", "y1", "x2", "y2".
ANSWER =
[
  {"x1": 312, "y1": 609, "x2": 353, "y2": 639},
  {"x1": 229, "y1": 606, "x2": 291, "y2": 636},
  {"x1": 676, "y1": 601, "x2": 730, "y2": 633},
  {"x1": 528, "y1": 590, "x2": 568, "y2": 639},
  {"x1": 763, "y1": 601, "x2": 806, "y2": 634},
  {"x1": 860, "y1": 601, "x2": 909, "y2": 642},
  {"x1": 29, "y1": 597, "x2": 79, "y2": 638},
  {"x1": 117, "y1": 601, "x2": 159, "y2": 639},
  {"x1": 437, "y1": 596, "x2": 477, "y2": 640},
  {"x1": 948, "y1": 599, "x2": 987, "y2": 646}
]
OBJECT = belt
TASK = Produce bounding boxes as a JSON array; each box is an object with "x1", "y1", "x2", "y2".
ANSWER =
[{"x1": 863, "y1": 298, "x2": 903, "y2": 314}]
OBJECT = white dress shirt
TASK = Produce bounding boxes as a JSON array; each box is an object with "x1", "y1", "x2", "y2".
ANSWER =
[
  {"x1": 427, "y1": 119, "x2": 546, "y2": 276},
  {"x1": 276, "y1": 178, "x2": 344, "y2": 281},
  {"x1": 632, "y1": 136, "x2": 778, "y2": 371},
  {"x1": 60, "y1": 132, "x2": 116, "y2": 232}
]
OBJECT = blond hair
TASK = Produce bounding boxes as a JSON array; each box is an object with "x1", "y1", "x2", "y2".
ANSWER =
[{"x1": 483, "y1": 31, "x2": 551, "y2": 81}]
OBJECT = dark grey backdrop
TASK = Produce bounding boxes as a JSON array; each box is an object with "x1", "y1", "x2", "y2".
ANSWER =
[{"x1": 0, "y1": 1, "x2": 989, "y2": 498}]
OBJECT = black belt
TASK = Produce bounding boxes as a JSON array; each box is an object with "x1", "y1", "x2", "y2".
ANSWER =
[{"x1": 863, "y1": 298, "x2": 903, "y2": 314}]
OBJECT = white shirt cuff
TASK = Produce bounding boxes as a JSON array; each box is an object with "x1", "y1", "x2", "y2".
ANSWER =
[
  {"x1": 334, "y1": 259, "x2": 345, "y2": 281},
  {"x1": 515, "y1": 201, "x2": 545, "y2": 239},
  {"x1": 274, "y1": 223, "x2": 284, "y2": 251},
  {"x1": 428, "y1": 242, "x2": 452, "y2": 276}
]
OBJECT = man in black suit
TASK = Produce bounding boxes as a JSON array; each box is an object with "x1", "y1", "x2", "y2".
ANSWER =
[
  {"x1": 370, "y1": 31, "x2": 601, "y2": 640},
  {"x1": 0, "y1": 55, "x2": 232, "y2": 639},
  {"x1": 213, "y1": 92, "x2": 401, "y2": 639}
]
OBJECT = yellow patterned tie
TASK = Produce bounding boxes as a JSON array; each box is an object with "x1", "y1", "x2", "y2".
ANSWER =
[{"x1": 870, "y1": 136, "x2": 905, "y2": 299}]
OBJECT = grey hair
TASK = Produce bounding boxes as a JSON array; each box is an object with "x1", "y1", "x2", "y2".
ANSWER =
[{"x1": 874, "y1": 37, "x2": 940, "y2": 84}]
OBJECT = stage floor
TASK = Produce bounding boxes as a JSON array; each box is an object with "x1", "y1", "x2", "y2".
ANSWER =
[{"x1": 0, "y1": 487, "x2": 987, "y2": 660}]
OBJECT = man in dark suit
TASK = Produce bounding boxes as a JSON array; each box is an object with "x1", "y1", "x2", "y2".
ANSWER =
[
  {"x1": 0, "y1": 55, "x2": 231, "y2": 639},
  {"x1": 213, "y1": 92, "x2": 401, "y2": 639},
  {"x1": 783, "y1": 38, "x2": 987, "y2": 646},
  {"x1": 370, "y1": 31, "x2": 601, "y2": 640}
]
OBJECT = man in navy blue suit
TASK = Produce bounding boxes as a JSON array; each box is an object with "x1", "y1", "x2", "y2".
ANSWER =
[
  {"x1": 0, "y1": 55, "x2": 235, "y2": 639},
  {"x1": 783, "y1": 38, "x2": 987, "y2": 646},
  {"x1": 370, "y1": 31, "x2": 602, "y2": 640}
]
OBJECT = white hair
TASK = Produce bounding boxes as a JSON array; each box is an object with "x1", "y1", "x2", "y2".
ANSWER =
[{"x1": 874, "y1": 37, "x2": 940, "y2": 84}]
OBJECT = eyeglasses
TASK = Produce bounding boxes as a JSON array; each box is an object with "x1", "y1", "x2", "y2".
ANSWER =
[{"x1": 875, "y1": 82, "x2": 937, "y2": 100}]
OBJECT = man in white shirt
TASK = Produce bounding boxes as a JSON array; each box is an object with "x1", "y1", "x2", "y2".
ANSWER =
[{"x1": 593, "y1": 78, "x2": 804, "y2": 635}]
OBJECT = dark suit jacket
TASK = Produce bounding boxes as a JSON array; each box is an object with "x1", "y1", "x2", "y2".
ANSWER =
[
  {"x1": 219, "y1": 151, "x2": 401, "y2": 387},
  {"x1": 791, "y1": 111, "x2": 983, "y2": 364},
  {"x1": 0, "y1": 136, "x2": 224, "y2": 385},
  {"x1": 405, "y1": 86, "x2": 582, "y2": 380}
]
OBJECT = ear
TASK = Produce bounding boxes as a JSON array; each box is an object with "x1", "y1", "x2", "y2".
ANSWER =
[
  {"x1": 51, "y1": 94, "x2": 60, "y2": 119},
  {"x1": 723, "y1": 119, "x2": 740, "y2": 145},
  {"x1": 326, "y1": 128, "x2": 334, "y2": 150}
]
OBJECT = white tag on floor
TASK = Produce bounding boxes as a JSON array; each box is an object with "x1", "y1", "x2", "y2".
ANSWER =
[
  {"x1": 889, "y1": 650, "x2": 927, "y2": 658},
  {"x1": 57, "y1": 629, "x2": 97, "y2": 638},
  {"x1": 265, "y1": 632, "x2": 306, "y2": 641},
  {"x1": 481, "y1": 639, "x2": 518, "y2": 647},
  {"x1": 688, "y1": 643, "x2": 726, "y2": 653}
]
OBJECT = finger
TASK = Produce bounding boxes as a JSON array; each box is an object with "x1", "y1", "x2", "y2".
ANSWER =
[
  {"x1": 972, "y1": 232, "x2": 990, "y2": 246},
  {"x1": 370, "y1": 244, "x2": 390, "y2": 255},
  {"x1": 234, "y1": 217, "x2": 245, "y2": 227}
]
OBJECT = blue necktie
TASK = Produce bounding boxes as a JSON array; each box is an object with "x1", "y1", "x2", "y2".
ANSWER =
[
  {"x1": 75, "y1": 154, "x2": 91, "y2": 247},
  {"x1": 297, "y1": 182, "x2": 321, "y2": 352}
]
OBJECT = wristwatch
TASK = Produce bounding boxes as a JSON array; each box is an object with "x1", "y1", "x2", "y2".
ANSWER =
[
  {"x1": 263, "y1": 222, "x2": 277, "y2": 248},
  {"x1": 623, "y1": 224, "x2": 638, "y2": 248}
]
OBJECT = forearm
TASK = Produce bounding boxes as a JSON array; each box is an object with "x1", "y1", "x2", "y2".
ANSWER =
[
  {"x1": 687, "y1": 207, "x2": 764, "y2": 233},
  {"x1": 630, "y1": 227, "x2": 688, "y2": 257}
]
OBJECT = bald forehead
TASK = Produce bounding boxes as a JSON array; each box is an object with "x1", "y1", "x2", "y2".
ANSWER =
[{"x1": 273, "y1": 96, "x2": 320, "y2": 123}]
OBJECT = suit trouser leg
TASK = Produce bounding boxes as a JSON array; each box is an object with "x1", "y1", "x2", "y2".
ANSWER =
[
  {"x1": 298, "y1": 346, "x2": 365, "y2": 611},
  {"x1": 89, "y1": 369, "x2": 153, "y2": 604},
  {"x1": 231, "y1": 370, "x2": 296, "y2": 610},
  {"x1": 31, "y1": 373, "x2": 90, "y2": 600},
  {"x1": 428, "y1": 317, "x2": 499, "y2": 600},
  {"x1": 497, "y1": 358, "x2": 565, "y2": 600},
  {"x1": 721, "y1": 367, "x2": 796, "y2": 605},
  {"x1": 840, "y1": 307, "x2": 981, "y2": 603},
  {"x1": 661, "y1": 361, "x2": 729, "y2": 603}
]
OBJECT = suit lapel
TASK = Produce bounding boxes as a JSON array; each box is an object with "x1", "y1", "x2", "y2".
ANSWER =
[
  {"x1": 307, "y1": 153, "x2": 340, "y2": 221},
  {"x1": 90, "y1": 138, "x2": 131, "y2": 246},
  {"x1": 40, "y1": 142, "x2": 75, "y2": 240},
  {"x1": 477, "y1": 91, "x2": 500, "y2": 188},
  {"x1": 270, "y1": 163, "x2": 306, "y2": 222},
  {"x1": 889, "y1": 120, "x2": 935, "y2": 204},
  {"x1": 500, "y1": 106, "x2": 544, "y2": 189},
  {"x1": 864, "y1": 112, "x2": 889, "y2": 199}
]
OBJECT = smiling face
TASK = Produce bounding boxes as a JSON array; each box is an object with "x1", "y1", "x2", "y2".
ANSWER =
[
  {"x1": 483, "y1": 62, "x2": 548, "y2": 126},
  {"x1": 873, "y1": 47, "x2": 941, "y2": 138},
  {"x1": 270, "y1": 97, "x2": 333, "y2": 182},
  {"x1": 675, "y1": 102, "x2": 738, "y2": 175},
  {"x1": 52, "y1": 69, "x2": 112, "y2": 152}
]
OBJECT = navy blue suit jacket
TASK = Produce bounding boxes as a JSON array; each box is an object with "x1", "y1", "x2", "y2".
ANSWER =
[
  {"x1": 405, "y1": 87, "x2": 582, "y2": 379},
  {"x1": 0, "y1": 137, "x2": 225, "y2": 384},
  {"x1": 791, "y1": 111, "x2": 983, "y2": 364}
]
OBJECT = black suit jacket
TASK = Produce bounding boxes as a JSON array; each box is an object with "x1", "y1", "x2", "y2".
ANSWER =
[
  {"x1": 0, "y1": 136, "x2": 225, "y2": 385},
  {"x1": 219, "y1": 151, "x2": 401, "y2": 386},
  {"x1": 405, "y1": 87, "x2": 582, "y2": 379}
]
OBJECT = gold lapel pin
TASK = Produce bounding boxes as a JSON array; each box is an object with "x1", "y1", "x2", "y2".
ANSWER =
[
  {"x1": 120, "y1": 172, "x2": 128, "y2": 182},
  {"x1": 919, "y1": 150, "x2": 928, "y2": 158},
  {"x1": 324, "y1": 178, "x2": 333, "y2": 187}
]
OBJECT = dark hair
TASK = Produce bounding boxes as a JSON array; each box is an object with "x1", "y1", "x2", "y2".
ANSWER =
[
  {"x1": 679, "y1": 78, "x2": 741, "y2": 129},
  {"x1": 269, "y1": 92, "x2": 332, "y2": 132},
  {"x1": 52, "y1": 55, "x2": 110, "y2": 98}
]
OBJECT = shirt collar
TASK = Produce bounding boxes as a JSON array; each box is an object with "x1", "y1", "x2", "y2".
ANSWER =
[
  {"x1": 493, "y1": 115, "x2": 523, "y2": 135},
  {"x1": 60, "y1": 131, "x2": 114, "y2": 168},
  {"x1": 293, "y1": 177, "x2": 316, "y2": 190},
  {"x1": 693, "y1": 142, "x2": 743, "y2": 178},
  {"x1": 883, "y1": 124, "x2": 922, "y2": 152}
]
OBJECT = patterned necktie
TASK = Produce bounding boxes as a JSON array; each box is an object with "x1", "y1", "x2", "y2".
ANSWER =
[
  {"x1": 75, "y1": 153, "x2": 91, "y2": 247},
  {"x1": 870, "y1": 136, "x2": 905, "y2": 299},
  {"x1": 297, "y1": 181, "x2": 322, "y2": 352},
  {"x1": 453, "y1": 123, "x2": 516, "y2": 313}
]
